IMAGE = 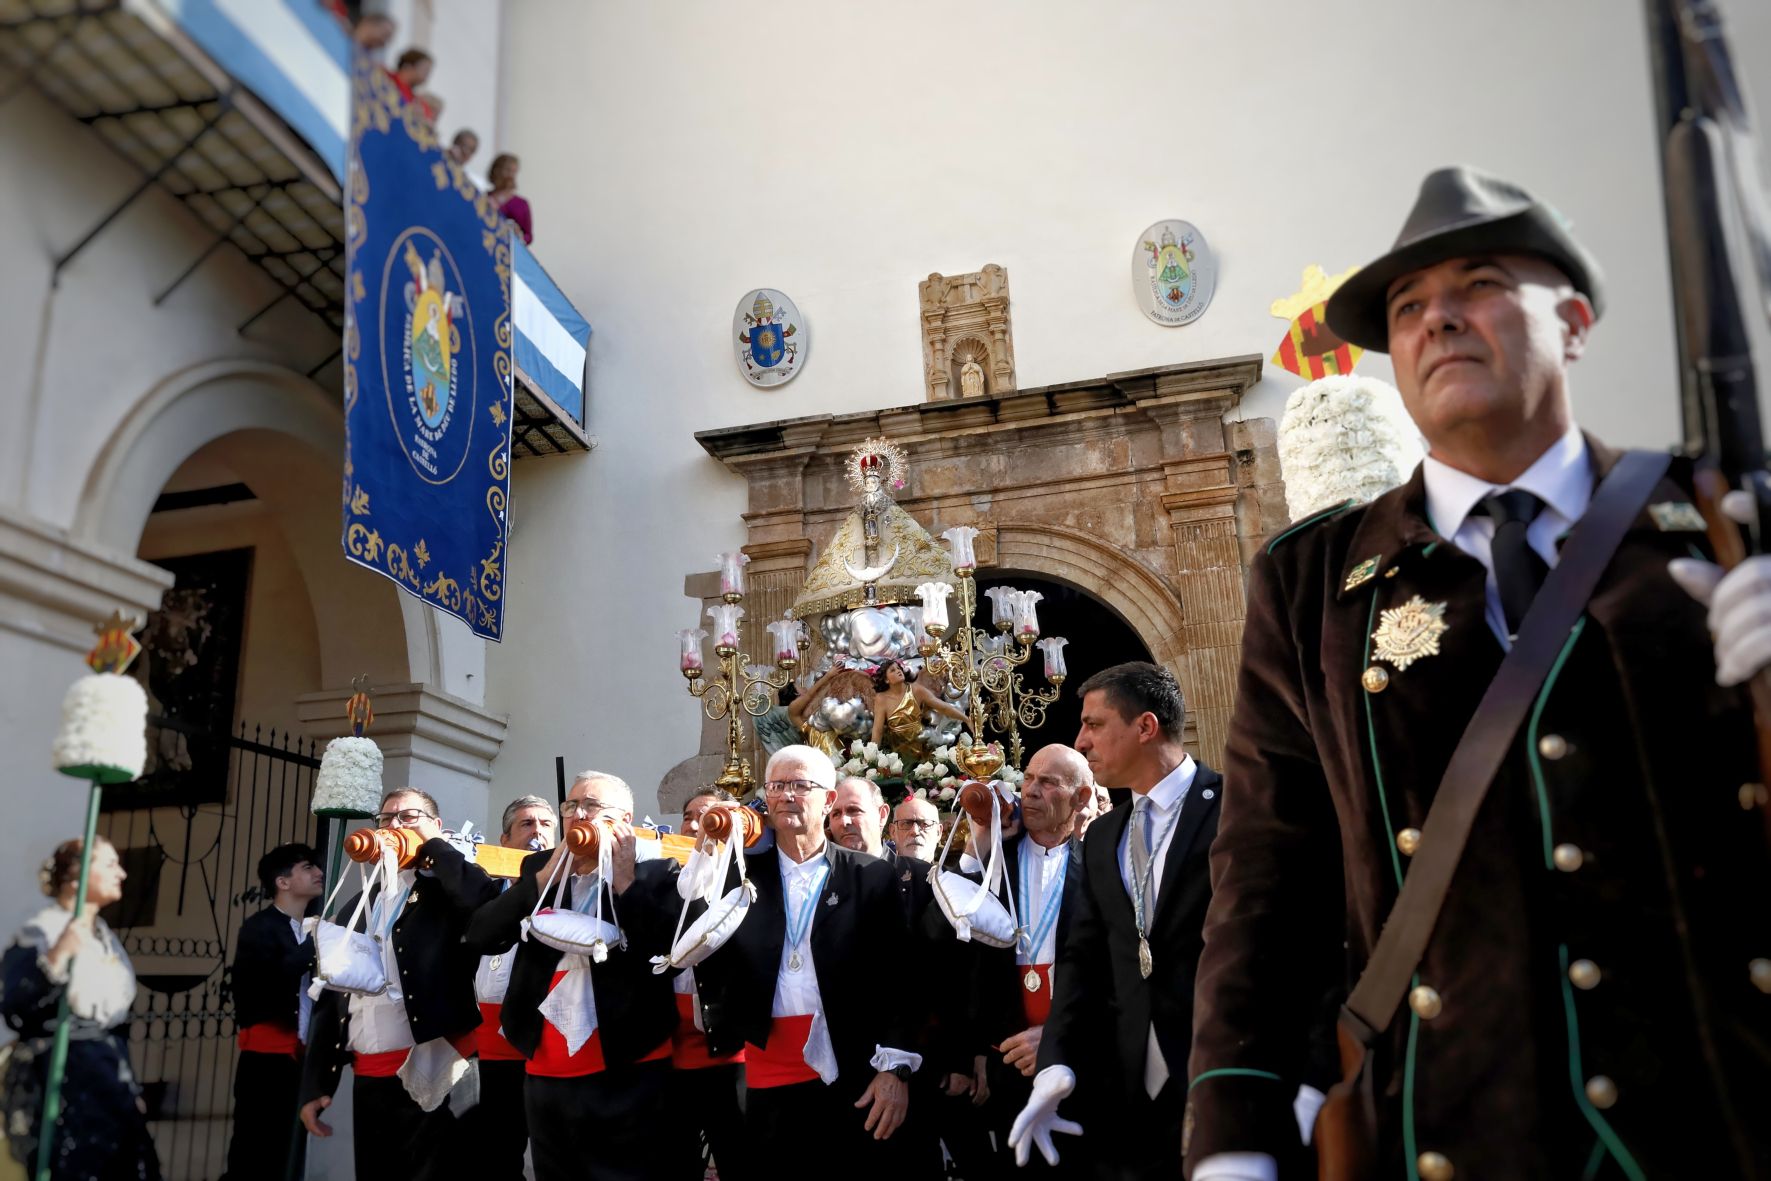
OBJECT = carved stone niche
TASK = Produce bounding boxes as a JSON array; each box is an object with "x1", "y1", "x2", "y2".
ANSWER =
[{"x1": 920, "y1": 264, "x2": 1016, "y2": 402}]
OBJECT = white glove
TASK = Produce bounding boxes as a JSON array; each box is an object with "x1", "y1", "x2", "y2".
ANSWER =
[
  {"x1": 1668, "y1": 490, "x2": 1771, "y2": 687},
  {"x1": 1008, "y1": 1065, "x2": 1082, "y2": 1167}
]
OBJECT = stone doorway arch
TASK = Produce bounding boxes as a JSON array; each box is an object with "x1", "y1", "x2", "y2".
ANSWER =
[
  {"x1": 69, "y1": 357, "x2": 506, "y2": 823},
  {"x1": 692, "y1": 354, "x2": 1287, "y2": 776}
]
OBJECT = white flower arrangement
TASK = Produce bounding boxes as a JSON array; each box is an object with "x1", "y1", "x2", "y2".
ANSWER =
[
  {"x1": 1277, "y1": 375, "x2": 1425, "y2": 520},
  {"x1": 312, "y1": 736, "x2": 384, "y2": 817},
  {"x1": 52, "y1": 672, "x2": 148, "y2": 781},
  {"x1": 840, "y1": 740, "x2": 905, "y2": 783}
]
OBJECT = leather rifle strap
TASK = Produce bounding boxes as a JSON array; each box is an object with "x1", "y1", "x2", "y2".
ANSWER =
[{"x1": 1341, "y1": 449, "x2": 1671, "y2": 1042}]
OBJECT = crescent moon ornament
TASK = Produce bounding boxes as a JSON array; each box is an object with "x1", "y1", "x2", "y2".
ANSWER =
[{"x1": 843, "y1": 542, "x2": 900, "y2": 586}]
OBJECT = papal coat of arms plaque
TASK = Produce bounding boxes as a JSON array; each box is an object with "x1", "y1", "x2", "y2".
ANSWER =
[
  {"x1": 1132, "y1": 219, "x2": 1217, "y2": 327},
  {"x1": 734, "y1": 288, "x2": 806, "y2": 387}
]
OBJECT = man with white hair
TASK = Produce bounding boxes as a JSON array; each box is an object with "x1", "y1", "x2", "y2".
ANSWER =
[
  {"x1": 888, "y1": 794, "x2": 942, "y2": 863},
  {"x1": 698, "y1": 746, "x2": 920, "y2": 1176},
  {"x1": 465, "y1": 772, "x2": 692, "y2": 1180}
]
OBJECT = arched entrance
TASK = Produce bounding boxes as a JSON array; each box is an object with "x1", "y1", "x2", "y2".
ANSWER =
[{"x1": 974, "y1": 571, "x2": 1153, "y2": 763}]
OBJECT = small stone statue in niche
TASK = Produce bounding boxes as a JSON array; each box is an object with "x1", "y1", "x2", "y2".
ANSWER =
[{"x1": 960, "y1": 359, "x2": 986, "y2": 399}]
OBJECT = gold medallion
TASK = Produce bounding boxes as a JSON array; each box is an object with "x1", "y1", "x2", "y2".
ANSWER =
[
  {"x1": 1138, "y1": 936, "x2": 1154, "y2": 979},
  {"x1": 1343, "y1": 555, "x2": 1382, "y2": 591},
  {"x1": 1023, "y1": 968, "x2": 1042, "y2": 993},
  {"x1": 1371, "y1": 595, "x2": 1450, "y2": 671}
]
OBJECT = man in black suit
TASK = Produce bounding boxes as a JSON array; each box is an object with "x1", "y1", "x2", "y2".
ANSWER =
[
  {"x1": 829, "y1": 778, "x2": 992, "y2": 1177},
  {"x1": 463, "y1": 771, "x2": 693, "y2": 1181},
  {"x1": 221, "y1": 842, "x2": 323, "y2": 1181},
  {"x1": 297, "y1": 788, "x2": 502, "y2": 1181},
  {"x1": 1010, "y1": 663, "x2": 1221, "y2": 1178},
  {"x1": 699, "y1": 745, "x2": 918, "y2": 1180}
]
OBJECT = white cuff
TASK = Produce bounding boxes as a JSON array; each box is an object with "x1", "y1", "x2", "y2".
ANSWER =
[
  {"x1": 959, "y1": 851, "x2": 983, "y2": 874},
  {"x1": 1293, "y1": 1083, "x2": 1326, "y2": 1146},
  {"x1": 870, "y1": 1045, "x2": 924, "y2": 1074},
  {"x1": 1193, "y1": 1152, "x2": 1279, "y2": 1181}
]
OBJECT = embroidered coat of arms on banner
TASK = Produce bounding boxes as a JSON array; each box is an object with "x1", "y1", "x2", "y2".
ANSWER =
[{"x1": 342, "y1": 57, "x2": 514, "y2": 640}]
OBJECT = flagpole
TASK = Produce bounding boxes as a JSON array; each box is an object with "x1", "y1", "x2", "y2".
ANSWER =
[{"x1": 35, "y1": 780, "x2": 104, "y2": 1181}]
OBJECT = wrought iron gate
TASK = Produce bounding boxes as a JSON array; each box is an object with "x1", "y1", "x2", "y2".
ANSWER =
[{"x1": 97, "y1": 718, "x2": 323, "y2": 1181}]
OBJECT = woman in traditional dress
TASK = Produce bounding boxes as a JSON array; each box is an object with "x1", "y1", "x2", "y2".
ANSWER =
[
  {"x1": 2, "y1": 837, "x2": 159, "y2": 1181},
  {"x1": 869, "y1": 659, "x2": 968, "y2": 758}
]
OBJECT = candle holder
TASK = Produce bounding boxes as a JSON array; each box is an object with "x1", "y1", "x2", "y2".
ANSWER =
[
  {"x1": 916, "y1": 546, "x2": 1068, "y2": 769},
  {"x1": 678, "y1": 581, "x2": 807, "y2": 794}
]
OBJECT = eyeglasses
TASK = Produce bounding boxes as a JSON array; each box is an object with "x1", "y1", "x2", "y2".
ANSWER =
[
  {"x1": 764, "y1": 780, "x2": 827, "y2": 797},
  {"x1": 892, "y1": 819, "x2": 939, "y2": 833},
  {"x1": 375, "y1": 808, "x2": 437, "y2": 827}
]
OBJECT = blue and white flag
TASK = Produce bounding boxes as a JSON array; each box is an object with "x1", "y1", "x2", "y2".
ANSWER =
[{"x1": 342, "y1": 57, "x2": 513, "y2": 641}]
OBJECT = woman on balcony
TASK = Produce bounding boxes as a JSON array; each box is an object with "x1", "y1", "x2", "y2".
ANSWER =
[
  {"x1": 489, "y1": 153, "x2": 534, "y2": 245},
  {"x1": 1, "y1": 837, "x2": 159, "y2": 1181}
]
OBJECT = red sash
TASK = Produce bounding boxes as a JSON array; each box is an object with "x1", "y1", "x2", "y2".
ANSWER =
[
  {"x1": 236, "y1": 1022, "x2": 300, "y2": 1057},
  {"x1": 352, "y1": 1031, "x2": 476, "y2": 1078},
  {"x1": 476, "y1": 1001, "x2": 525, "y2": 1062},
  {"x1": 526, "y1": 970, "x2": 671, "y2": 1078},
  {"x1": 745, "y1": 1014, "x2": 819, "y2": 1089},
  {"x1": 1018, "y1": 963, "x2": 1054, "y2": 1029},
  {"x1": 671, "y1": 991, "x2": 743, "y2": 1071}
]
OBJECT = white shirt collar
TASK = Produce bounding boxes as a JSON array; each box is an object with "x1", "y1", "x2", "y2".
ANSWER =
[
  {"x1": 1422, "y1": 425, "x2": 1590, "y2": 539},
  {"x1": 1022, "y1": 832, "x2": 1069, "y2": 858},
  {"x1": 780, "y1": 845, "x2": 829, "y2": 879},
  {"x1": 1141, "y1": 755, "x2": 1196, "y2": 814}
]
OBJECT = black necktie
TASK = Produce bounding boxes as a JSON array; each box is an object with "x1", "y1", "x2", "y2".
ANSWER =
[{"x1": 1475, "y1": 489, "x2": 1548, "y2": 638}]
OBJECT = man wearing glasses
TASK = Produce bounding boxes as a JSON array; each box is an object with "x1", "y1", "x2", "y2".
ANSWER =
[
  {"x1": 299, "y1": 788, "x2": 502, "y2": 1180},
  {"x1": 464, "y1": 771, "x2": 693, "y2": 1180},
  {"x1": 888, "y1": 795, "x2": 942, "y2": 863},
  {"x1": 698, "y1": 745, "x2": 920, "y2": 1178}
]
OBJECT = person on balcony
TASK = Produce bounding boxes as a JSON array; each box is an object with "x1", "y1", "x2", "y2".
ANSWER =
[{"x1": 488, "y1": 154, "x2": 533, "y2": 245}]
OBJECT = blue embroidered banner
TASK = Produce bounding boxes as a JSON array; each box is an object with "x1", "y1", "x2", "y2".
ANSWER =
[{"x1": 342, "y1": 57, "x2": 513, "y2": 640}]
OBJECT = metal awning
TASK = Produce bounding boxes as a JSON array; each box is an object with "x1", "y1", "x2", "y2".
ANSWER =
[
  {"x1": 1, "y1": 0, "x2": 596, "y2": 448},
  {"x1": 0, "y1": 0, "x2": 347, "y2": 341}
]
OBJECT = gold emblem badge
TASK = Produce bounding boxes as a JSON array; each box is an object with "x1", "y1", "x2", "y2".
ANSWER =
[
  {"x1": 1648, "y1": 501, "x2": 1706, "y2": 532},
  {"x1": 1371, "y1": 595, "x2": 1450, "y2": 671},
  {"x1": 1344, "y1": 555, "x2": 1382, "y2": 591}
]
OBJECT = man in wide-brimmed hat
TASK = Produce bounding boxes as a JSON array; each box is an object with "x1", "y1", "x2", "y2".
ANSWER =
[{"x1": 1184, "y1": 166, "x2": 1771, "y2": 1181}]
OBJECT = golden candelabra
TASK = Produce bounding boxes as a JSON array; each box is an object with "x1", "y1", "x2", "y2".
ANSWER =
[
  {"x1": 678, "y1": 552, "x2": 808, "y2": 794},
  {"x1": 916, "y1": 529, "x2": 1068, "y2": 769}
]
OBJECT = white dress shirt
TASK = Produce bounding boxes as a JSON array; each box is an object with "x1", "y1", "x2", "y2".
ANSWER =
[
  {"x1": 1117, "y1": 755, "x2": 1196, "y2": 903},
  {"x1": 290, "y1": 914, "x2": 314, "y2": 1043},
  {"x1": 1116, "y1": 756, "x2": 1196, "y2": 1099},
  {"x1": 349, "y1": 868, "x2": 417, "y2": 1054},
  {"x1": 771, "y1": 845, "x2": 922, "y2": 1082},
  {"x1": 474, "y1": 879, "x2": 515, "y2": 1006},
  {"x1": 1422, "y1": 425, "x2": 1591, "y2": 646},
  {"x1": 1016, "y1": 833, "x2": 1069, "y2": 968}
]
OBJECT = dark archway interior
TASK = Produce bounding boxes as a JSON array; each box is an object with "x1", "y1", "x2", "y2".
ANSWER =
[{"x1": 972, "y1": 571, "x2": 1154, "y2": 770}]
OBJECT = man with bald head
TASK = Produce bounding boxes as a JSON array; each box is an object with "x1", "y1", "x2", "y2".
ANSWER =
[
  {"x1": 465, "y1": 771, "x2": 692, "y2": 1179},
  {"x1": 963, "y1": 743, "x2": 1095, "y2": 1174}
]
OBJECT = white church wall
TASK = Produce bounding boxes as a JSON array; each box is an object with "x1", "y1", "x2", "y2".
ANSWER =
[{"x1": 486, "y1": 0, "x2": 1771, "y2": 821}]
